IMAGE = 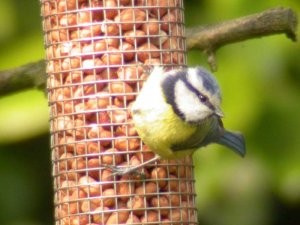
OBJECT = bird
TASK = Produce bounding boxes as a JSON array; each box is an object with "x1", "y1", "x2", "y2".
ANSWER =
[{"x1": 112, "y1": 66, "x2": 245, "y2": 175}]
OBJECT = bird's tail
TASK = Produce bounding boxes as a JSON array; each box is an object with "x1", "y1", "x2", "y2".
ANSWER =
[{"x1": 216, "y1": 130, "x2": 246, "y2": 157}]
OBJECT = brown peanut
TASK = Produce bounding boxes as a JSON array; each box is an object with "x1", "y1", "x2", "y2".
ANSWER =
[
  {"x1": 69, "y1": 215, "x2": 89, "y2": 225},
  {"x1": 106, "y1": 208, "x2": 130, "y2": 224},
  {"x1": 151, "y1": 167, "x2": 167, "y2": 188},
  {"x1": 114, "y1": 138, "x2": 140, "y2": 151},
  {"x1": 101, "y1": 47, "x2": 123, "y2": 65},
  {"x1": 117, "y1": 175, "x2": 135, "y2": 202},
  {"x1": 92, "y1": 206, "x2": 111, "y2": 224},
  {"x1": 141, "y1": 210, "x2": 159, "y2": 224},
  {"x1": 119, "y1": 42, "x2": 135, "y2": 61},
  {"x1": 137, "y1": 42, "x2": 160, "y2": 62},
  {"x1": 102, "y1": 148, "x2": 123, "y2": 165},
  {"x1": 102, "y1": 188, "x2": 116, "y2": 207},
  {"x1": 150, "y1": 196, "x2": 170, "y2": 216},
  {"x1": 103, "y1": 0, "x2": 118, "y2": 19},
  {"x1": 127, "y1": 196, "x2": 147, "y2": 216},
  {"x1": 135, "y1": 182, "x2": 158, "y2": 199},
  {"x1": 115, "y1": 8, "x2": 146, "y2": 31},
  {"x1": 110, "y1": 81, "x2": 135, "y2": 101},
  {"x1": 101, "y1": 20, "x2": 119, "y2": 36},
  {"x1": 117, "y1": 65, "x2": 144, "y2": 83},
  {"x1": 149, "y1": 0, "x2": 177, "y2": 17},
  {"x1": 79, "y1": 176, "x2": 101, "y2": 196},
  {"x1": 126, "y1": 214, "x2": 141, "y2": 224},
  {"x1": 142, "y1": 18, "x2": 159, "y2": 35},
  {"x1": 124, "y1": 29, "x2": 147, "y2": 45},
  {"x1": 81, "y1": 200, "x2": 99, "y2": 213},
  {"x1": 169, "y1": 208, "x2": 189, "y2": 225},
  {"x1": 57, "y1": 0, "x2": 76, "y2": 13}
]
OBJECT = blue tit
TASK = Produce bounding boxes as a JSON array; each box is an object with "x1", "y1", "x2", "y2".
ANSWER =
[{"x1": 113, "y1": 66, "x2": 245, "y2": 175}]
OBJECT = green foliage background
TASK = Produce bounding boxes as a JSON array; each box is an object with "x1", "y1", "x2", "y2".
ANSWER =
[{"x1": 0, "y1": 0, "x2": 299, "y2": 224}]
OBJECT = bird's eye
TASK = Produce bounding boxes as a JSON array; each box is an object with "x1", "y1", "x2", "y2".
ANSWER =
[{"x1": 199, "y1": 95, "x2": 207, "y2": 103}]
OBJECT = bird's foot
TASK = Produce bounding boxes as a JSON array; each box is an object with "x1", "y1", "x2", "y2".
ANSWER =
[{"x1": 103, "y1": 164, "x2": 147, "y2": 179}]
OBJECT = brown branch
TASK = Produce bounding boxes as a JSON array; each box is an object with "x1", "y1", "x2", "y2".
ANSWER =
[
  {"x1": 0, "y1": 7, "x2": 297, "y2": 97},
  {"x1": 186, "y1": 7, "x2": 298, "y2": 70},
  {"x1": 0, "y1": 60, "x2": 46, "y2": 96}
]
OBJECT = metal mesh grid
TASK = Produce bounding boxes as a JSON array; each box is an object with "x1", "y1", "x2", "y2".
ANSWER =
[{"x1": 41, "y1": 0, "x2": 198, "y2": 224}]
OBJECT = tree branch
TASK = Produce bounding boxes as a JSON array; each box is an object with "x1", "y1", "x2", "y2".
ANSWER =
[
  {"x1": 0, "y1": 7, "x2": 297, "y2": 97},
  {"x1": 0, "y1": 60, "x2": 46, "y2": 96},
  {"x1": 186, "y1": 7, "x2": 298, "y2": 70}
]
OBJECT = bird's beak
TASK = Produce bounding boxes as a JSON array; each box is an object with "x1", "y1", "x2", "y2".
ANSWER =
[{"x1": 214, "y1": 107, "x2": 224, "y2": 117}]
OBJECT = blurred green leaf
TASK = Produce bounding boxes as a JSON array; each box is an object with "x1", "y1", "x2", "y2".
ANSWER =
[{"x1": 0, "y1": 90, "x2": 49, "y2": 144}]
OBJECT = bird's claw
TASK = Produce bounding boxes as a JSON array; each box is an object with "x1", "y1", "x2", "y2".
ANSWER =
[{"x1": 103, "y1": 164, "x2": 146, "y2": 179}]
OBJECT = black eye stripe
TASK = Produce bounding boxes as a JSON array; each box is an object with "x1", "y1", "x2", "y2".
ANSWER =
[
  {"x1": 181, "y1": 77, "x2": 202, "y2": 98},
  {"x1": 162, "y1": 71, "x2": 186, "y2": 121},
  {"x1": 181, "y1": 76, "x2": 215, "y2": 111}
]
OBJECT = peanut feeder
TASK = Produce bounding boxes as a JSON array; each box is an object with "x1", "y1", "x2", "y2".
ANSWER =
[{"x1": 40, "y1": 0, "x2": 198, "y2": 224}]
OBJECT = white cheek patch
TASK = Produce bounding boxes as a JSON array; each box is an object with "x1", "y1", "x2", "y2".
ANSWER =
[{"x1": 174, "y1": 80, "x2": 210, "y2": 122}]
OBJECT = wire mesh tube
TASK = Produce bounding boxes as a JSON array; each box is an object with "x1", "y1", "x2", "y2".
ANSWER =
[{"x1": 40, "y1": 0, "x2": 198, "y2": 224}]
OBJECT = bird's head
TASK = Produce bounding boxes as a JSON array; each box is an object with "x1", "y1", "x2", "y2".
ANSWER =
[{"x1": 162, "y1": 67, "x2": 223, "y2": 124}]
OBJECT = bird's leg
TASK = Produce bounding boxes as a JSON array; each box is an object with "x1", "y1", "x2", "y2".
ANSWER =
[{"x1": 106, "y1": 155, "x2": 161, "y2": 177}]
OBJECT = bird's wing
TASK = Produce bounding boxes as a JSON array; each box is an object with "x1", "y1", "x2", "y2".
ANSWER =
[{"x1": 171, "y1": 117, "x2": 223, "y2": 151}]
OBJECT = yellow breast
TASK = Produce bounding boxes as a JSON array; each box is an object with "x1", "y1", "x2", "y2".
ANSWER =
[{"x1": 133, "y1": 103, "x2": 196, "y2": 159}]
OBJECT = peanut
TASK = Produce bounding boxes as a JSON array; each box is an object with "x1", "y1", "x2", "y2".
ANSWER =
[
  {"x1": 135, "y1": 182, "x2": 158, "y2": 199},
  {"x1": 102, "y1": 188, "x2": 116, "y2": 207},
  {"x1": 58, "y1": 152, "x2": 73, "y2": 171},
  {"x1": 79, "y1": 24, "x2": 102, "y2": 38},
  {"x1": 126, "y1": 214, "x2": 141, "y2": 224},
  {"x1": 114, "y1": 137, "x2": 140, "y2": 151},
  {"x1": 82, "y1": 40, "x2": 107, "y2": 56},
  {"x1": 137, "y1": 42, "x2": 160, "y2": 62},
  {"x1": 102, "y1": 148, "x2": 123, "y2": 165},
  {"x1": 59, "y1": 13, "x2": 77, "y2": 27},
  {"x1": 135, "y1": 145, "x2": 156, "y2": 163},
  {"x1": 116, "y1": 175, "x2": 135, "y2": 202},
  {"x1": 71, "y1": 157, "x2": 87, "y2": 171},
  {"x1": 117, "y1": 65, "x2": 144, "y2": 83},
  {"x1": 110, "y1": 81, "x2": 135, "y2": 101},
  {"x1": 87, "y1": 125, "x2": 112, "y2": 147},
  {"x1": 69, "y1": 215, "x2": 89, "y2": 225},
  {"x1": 150, "y1": 196, "x2": 170, "y2": 216},
  {"x1": 108, "y1": 106, "x2": 128, "y2": 124},
  {"x1": 79, "y1": 176, "x2": 101, "y2": 196},
  {"x1": 151, "y1": 167, "x2": 167, "y2": 188},
  {"x1": 119, "y1": 42, "x2": 135, "y2": 61},
  {"x1": 116, "y1": 9, "x2": 146, "y2": 31},
  {"x1": 81, "y1": 200, "x2": 99, "y2": 213},
  {"x1": 82, "y1": 58, "x2": 105, "y2": 74},
  {"x1": 169, "y1": 208, "x2": 189, "y2": 225},
  {"x1": 100, "y1": 169, "x2": 114, "y2": 189},
  {"x1": 92, "y1": 206, "x2": 111, "y2": 224},
  {"x1": 101, "y1": 20, "x2": 119, "y2": 36},
  {"x1": 87, "y1": 158, "x2": 102, "y2": 179},
  {"x1": 103, "y1": 0, "x2": 118, "y2": 20},
  {"x1": 142, "y1": 18, "x2": 159, "y2": 35},
  {"x1": 115, "y1": 120, "x2": 138, "y2": 137},
  {"x1": 124, "y1": 29, "x2": 147, "y2": 45},
  {"x1": 141, "y1": 210, "x2": 159, "y2": 224},
  {"x1": 149, "y1": 0, "x2": 177, "y2": 17},
  {"x1": 101, "y1": 47, "x2": 123, "y2": 65},
  {"x1": 106, "y1": 208, "x2": 130, "y2": 224},
  {"x1": 161, "y1": 12, "x2": 177, "y2": 32},
  {"x1": 127, "y1": 196, "x2": 147, "y2": 216}
]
